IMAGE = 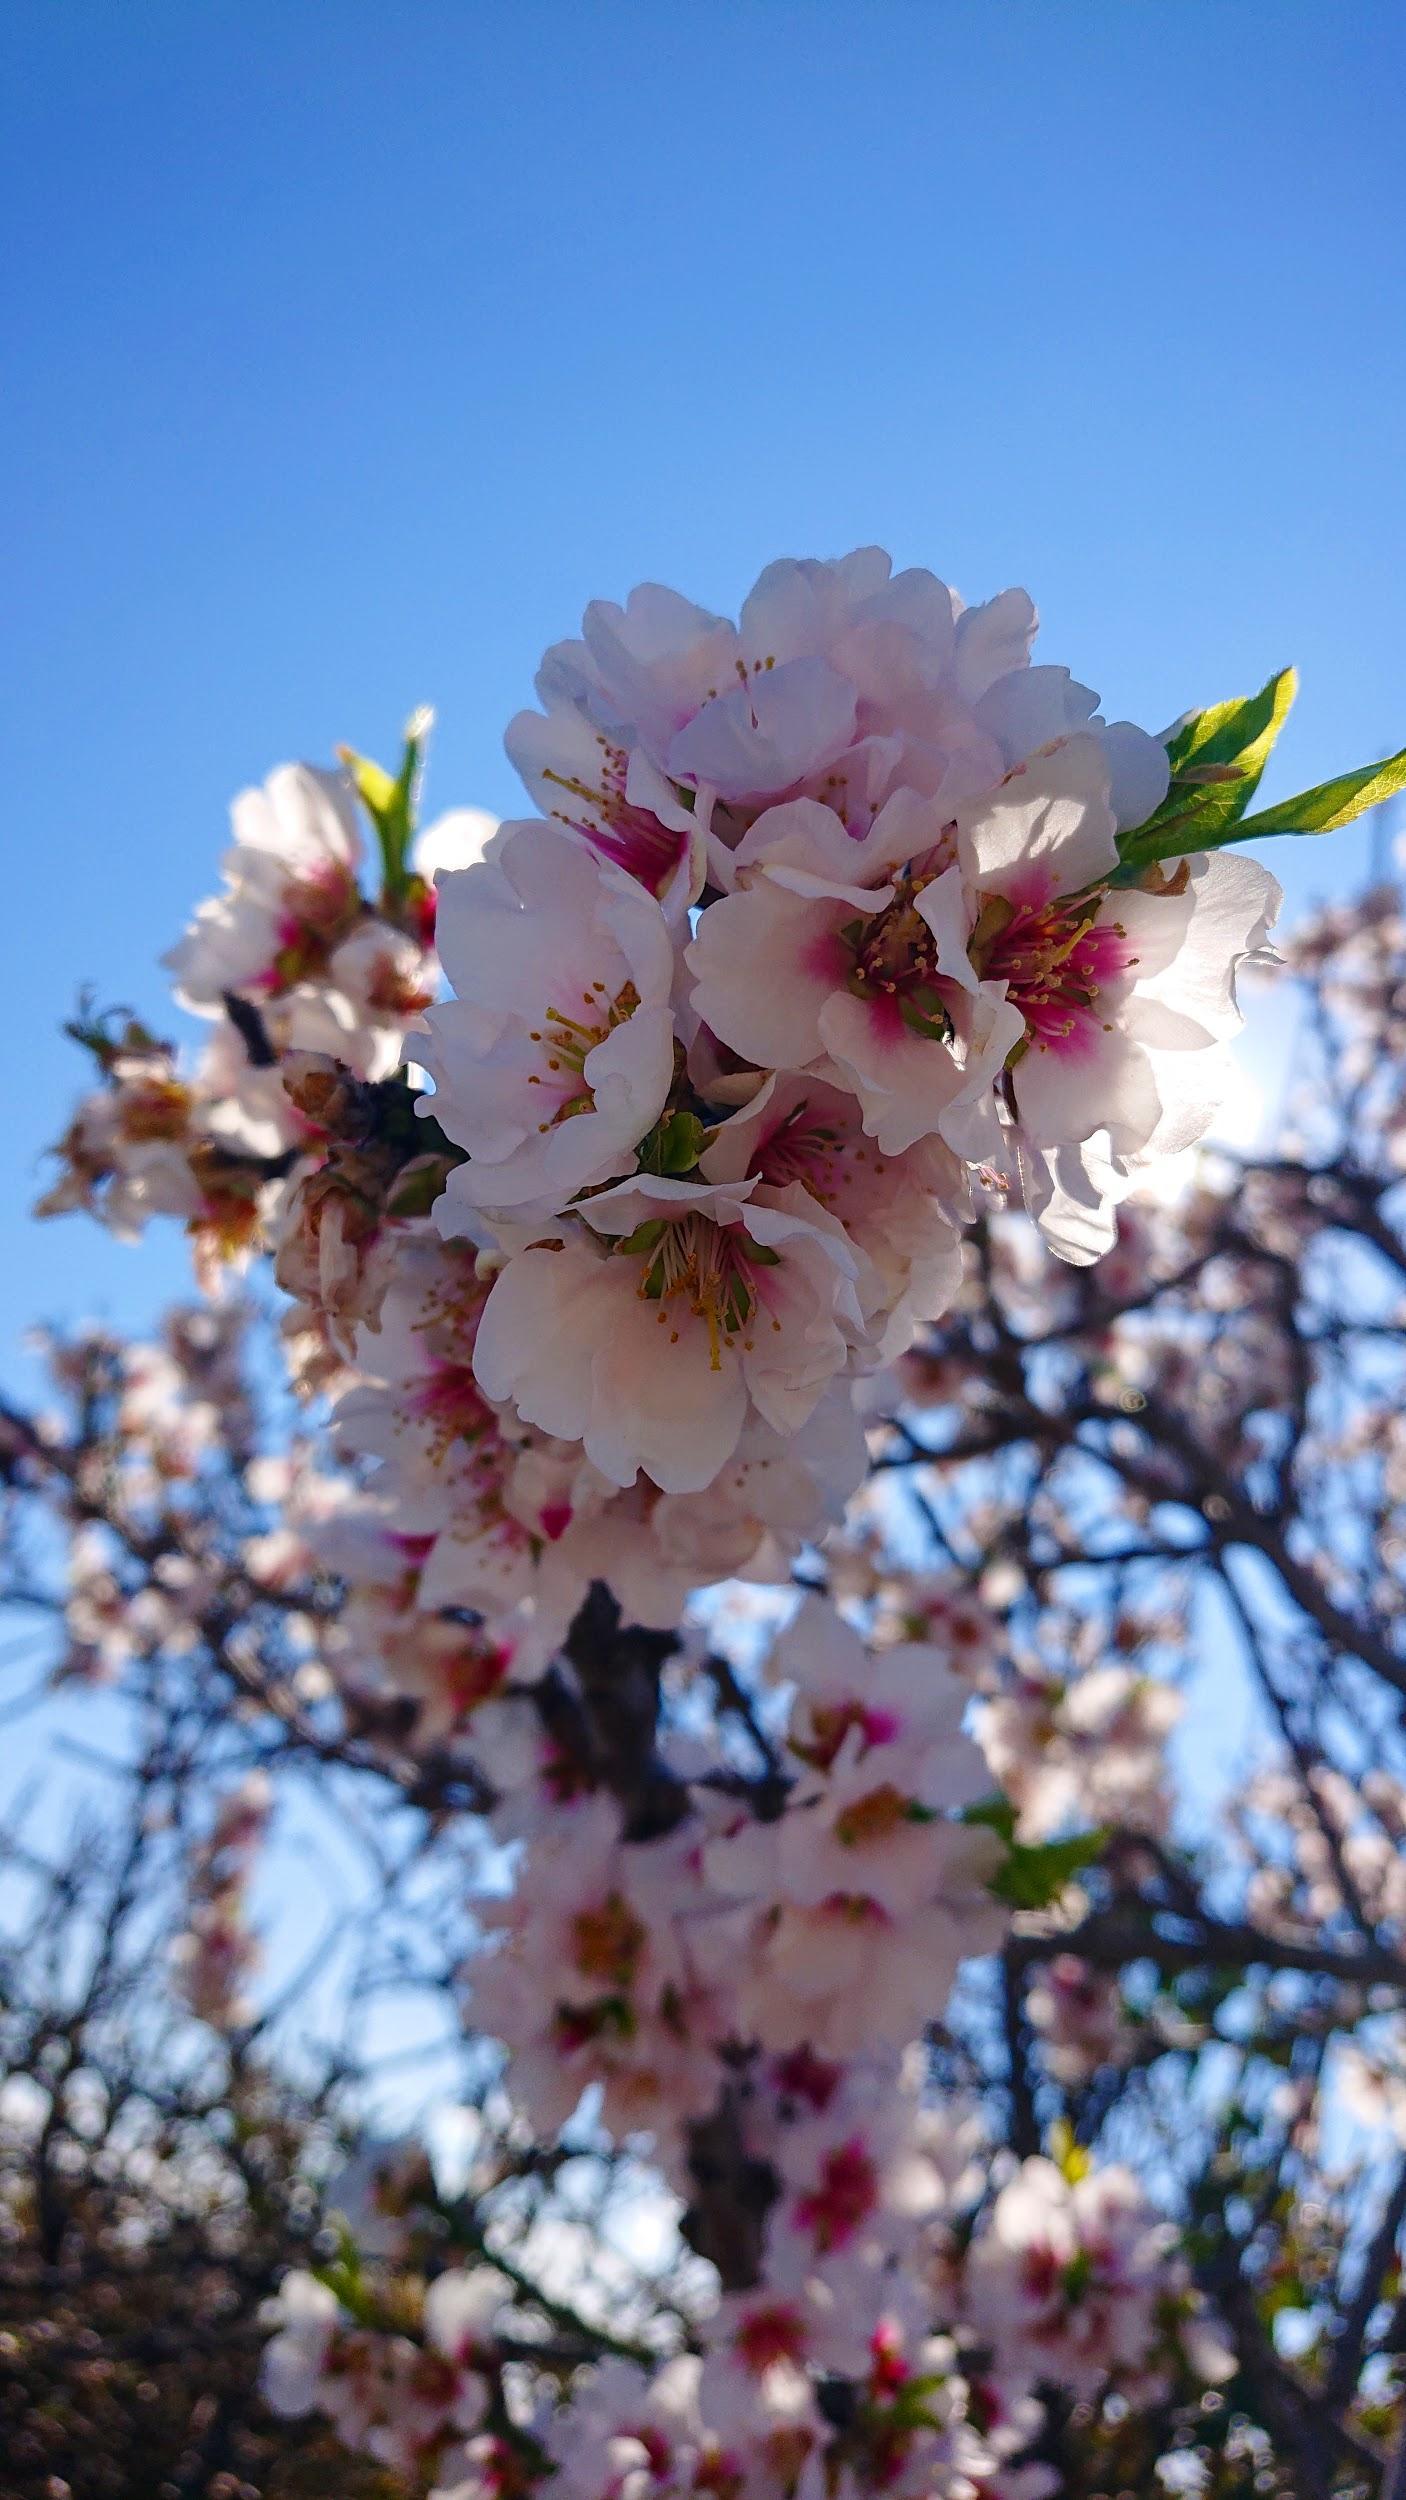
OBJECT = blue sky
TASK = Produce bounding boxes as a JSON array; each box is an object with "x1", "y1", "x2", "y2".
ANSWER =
[{"x1": 3, "y1": 0, "x2": 1404, "y2": 1354}]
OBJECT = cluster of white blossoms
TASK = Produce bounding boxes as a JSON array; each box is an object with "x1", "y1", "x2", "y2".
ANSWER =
[
  {"x1": 39, "y1": 733, "x2": 493, "y2": 1294},
  {"x1": 254, "y1": 1574, "x2": 1226, "y2": 2496},
  {"x1": 420, "y1": 549, "x2": 1279, "y2": 1515},
  {"x1": 461, "y1": 1596, "x2": 1006, "y2": 2147},
  {"x1": 38, "y1": 550, "x2": 1290, "y2": 1680},
  {"x1": 261, "y1": 2263, "x2": 506, "y2": 2479}
]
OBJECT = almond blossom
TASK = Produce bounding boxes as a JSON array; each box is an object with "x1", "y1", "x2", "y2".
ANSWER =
[
  {"x1": 165, "y1": 762, "x2": 366, "y2": 1013},
  {"x1": 964, "y1": 2156, "x2": 1217, "y2": 2403},
  {"x1": 420, "y1": 820, "x2": 678, "y2": 1220},
  {"x1": 684, "y1": 789, "x2": 1024, "y2": 1160},
  {"x1": 469, "y1": 1176, "x2": 867, "y2": 1495},
  {"x1": 953, "y1": 738, "x2": 1282, "y2": 1258},
  {"x1": 703, "y1": 1607, "x2": 1007, "y2": 2057},
  {"x1": 469, "y1": 1797, "x2": 732, "y2": 2145}
]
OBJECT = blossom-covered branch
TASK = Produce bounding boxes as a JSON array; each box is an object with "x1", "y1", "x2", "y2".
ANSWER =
[{"x1": 7, "y1": 547, "x2": 1406, "y2": 2499}]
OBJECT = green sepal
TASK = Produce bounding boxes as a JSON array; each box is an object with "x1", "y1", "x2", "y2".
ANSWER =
[
  {"x1": 64, "y1": 1000, "x2": 164, "y2": 1071},
  {"x1": 637, "y1": 1110, "x2": 707, "y2": 1177},
  {"x1": 614, "y1": 1218, "x2": 668, "y2": 1259},
  {"x1": 896, "y1": 987, "x2": 953, "y2": 1042},
  {"x1": 868, "y1": 2373, "x2": 950, "y2": 2433},
  {"x1": 313, "y1": 2231, "x2": 379, "y2": 2326},
  {"x1": 962, "y1": 1795, "x2": 1017, "y2": 1843}
]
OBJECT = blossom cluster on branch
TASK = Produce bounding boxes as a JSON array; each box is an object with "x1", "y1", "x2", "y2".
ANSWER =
[{"x1": 7, "y1": 548, "x2": 1406, "y2": 2500}]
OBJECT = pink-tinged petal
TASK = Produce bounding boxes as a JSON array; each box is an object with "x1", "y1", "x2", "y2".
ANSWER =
[
  {"x1": 738, "y1": 547, "x2": 897, "y2": 660},
  {"x1": 575, "y1": 1172, "x2": 758, "y2": 1236},
  {"x1": 421, "y1": 819, "x2": 678, "y2": 1216},
  {"x1": 951, "y1": 587, "x2": 1038, "y2": 699},
  {"x1": 958, "y1": 734, "x2": 1118, "y2": 896},
  {"x1": 424, "y1": 2268, "x2": 505, "y2": 2359},
  {"x1": 572, "y1": 582, "x2": 740, "y2": 743},
  {"x1": 505, "y1": 705, "x2": 698, "y2": 900},
  {"x1": 817, "y1": 990, "x2": 960, "y2": 1155},
  {"x1": 1131, "y1": 1043, "x2": 1234, "y2": 1161},
  {"x1": 260, "y1": 764, "x2": 363, "y2": 869},
  {"x1": 730, "y1": 794, "x2": 894, "y2": 884},
  {"x1": 1101, "y1": 881, "x2": 1199, "y2": 985},
  {"x1": 974, "y1": 663, "x2": 1099, "y2": 761},
  {"x1": 1014, "y1": 1137, "x2": 1121, "y2": 1264},
  {"x1": 685, "y1": 882, "x2": 850, "y2": 1071},
  {"x1": 913, "y1": 864, "x2": 983, "y2": 991},
  {"x1": 1135, "y1": 851, "x2": 1282, "y2": 1041},
  {"x1": 472, "y1": 1246, "x2": 602, "y2": 1444},
  {"x1": 667, "y1": 656, "x2": 859, "y2": 802},
  {"x1": 763, "y1": 862, "x2": 902, "y2": 911},
  {"x1": 1100, "y1": 719, "x2": 1172, "y2": 830},
  {"x1": 859, "y1": 783, "x2": 958, "y2": 877},
  {"x1": 588, "y1": 1305, "x2": 749, "y2": 1494},
  {"x1": 1011, "y1": 1017, "x2": 1162, "y2": 1155},
  {"x1": 1120, "y1": 992, "x2": 1215, "y2": 1053}
]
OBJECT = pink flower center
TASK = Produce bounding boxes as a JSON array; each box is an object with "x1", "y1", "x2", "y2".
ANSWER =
[
  {"x1": 793, "y1": 2136, "x2": 879, "y2": 2252},
  {"x1": 832, "y1": 1780, "x2": 913, "y2": 1848},
  {"x1": 800, "y1": 1698, "x2": 902, "y2": 1770},
  {"x1": 837, "y1": 877, "x2": 956, "y2": 1046},
  {"x1": 441, "y1": 1635, "x2": 512, "y2": 1718},
  {"x1": 734, "y1": 2300, "x2": 808, "y2": 2374},
  {"x1": 868, "y1": 2322, "x2": 910, "y2": 2397},
  {"x1": 412, "y1": 1359, "x2": 496, "y2": 1461},
  {"x1": 770, "y1": 2043, "x2": 843, "y2": 2111},
  {"x1": 256, "y1": 861, "x2": 362, "y2": 993},
  {"x1": 1021, "y1": 2240, "x2": 1065, "y2": 2307},
  {"x1": 975, "y1": 884, "x2": 1136, "y2": 1060},
  {"x1": 570, "y1": 1891, "x2": 647, "y2": 1988},
  {"x1": 753, "y1": 1098, "x2": 894, "y2": 1215}
]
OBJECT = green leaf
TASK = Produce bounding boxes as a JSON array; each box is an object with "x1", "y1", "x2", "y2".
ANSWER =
[
  {"x1": 1162, "y1": 667, "x2": 1298, "y2": 786},
  {"x1": 974, "y1": 1813, "x2": 1109, "y2": 1911},
  {"x1": 340, "y1": 703, "x2": 434, "y2": 905},
  {"x1": 1115, "y1": 668, "x2": 1297, "y2": 874},
  {"x1": 968, "y1": 1792, "x2": 1106, "y2": 1906},
  {"x1": 1223, "y1": 745, "x2": 1406, "y2": 843},
  {"x1": 963, "y1": 1795, "x2": 1017, "y2": 1843}
]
